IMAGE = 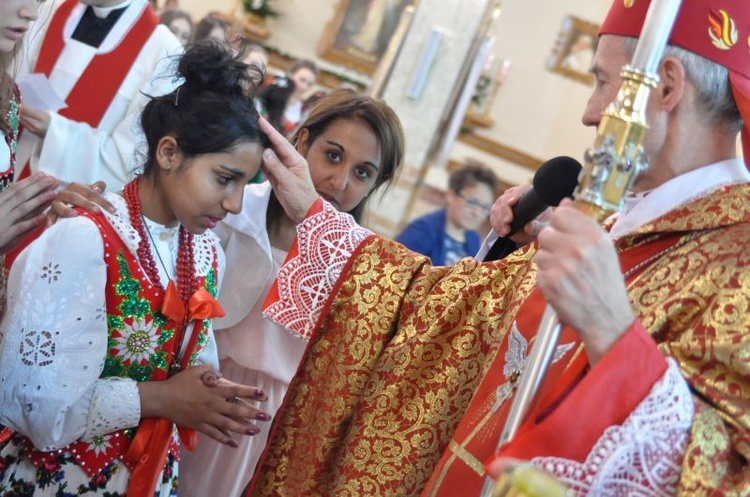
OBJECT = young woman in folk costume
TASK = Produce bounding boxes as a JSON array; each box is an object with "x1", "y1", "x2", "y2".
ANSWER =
[
  {"x1": 0, "y1": 41, "x2": 271, "y2": 496},
  {"x1": 0, "y1": 0, "x2": 61, "y2": 316},
  {"x1": 179, "y1": 88, "x2": 404, "y2": 497},
  {"x1": 49, "y1": 88, "x2": 405, "y2": 497}
]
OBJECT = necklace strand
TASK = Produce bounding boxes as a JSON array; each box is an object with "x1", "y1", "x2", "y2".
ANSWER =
[
  {"x1": 123, "y1": 177, "x2": 201, "y2": 373},
  {"x1": 621, "y1": 229, "x2": 709, "y2": 282},
  {"x1": 141, "y1": 212, "x2": 175, "y2": 285},
  {"x1": 122, "y1": 177, "x2": 198, "y2": 301}
]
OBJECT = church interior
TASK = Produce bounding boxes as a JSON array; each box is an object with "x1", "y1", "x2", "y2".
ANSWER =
[{"x1": 180, "y1": 0, "x2": 611, "y2": 238}]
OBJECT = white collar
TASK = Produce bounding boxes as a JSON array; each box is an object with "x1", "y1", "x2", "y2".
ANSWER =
[
  {"x1": 91, "y1": 0, "x2": 132, "y2": 18},
  {"x1": 64, "y1": 0, "x2": 147, "y2": 53},
  {"x1": 609, "y1": 157, "x2": 749, "y2": 240}
]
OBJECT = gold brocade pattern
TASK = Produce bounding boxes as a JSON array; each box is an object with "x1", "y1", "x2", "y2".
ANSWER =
[
  {"x1": 250, "y1": 240, "x2": 538, "y2": 496},
  {"x1": 251, "y1": 183, "x2": 750, "y2": 496},
  {"x1": 620, "y1": 183, "x2": 750, "y2": 495}
]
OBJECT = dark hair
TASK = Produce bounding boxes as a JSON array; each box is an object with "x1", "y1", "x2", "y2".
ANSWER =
[
  {"x1": 193, "y1": 12, "x2": 231, "y2": 43},
  {"x1": 302, "y1": 90, "x2": 328, "y2": 114},
  {"x1": 260, "y1": 76, "x2": 296, "y2": 134},
  {"x1": 289, "y1": 59, "x2": 319, "y2": 79},
  {"x1": 139, "y1": 41, "x2": 265, "y2": 176},
  {"x1": 449, "y1": 161, "x2": 499, "y2": 195},
  {"x1": 288, "y1": 88, "x2": 405, "y2": 221}
]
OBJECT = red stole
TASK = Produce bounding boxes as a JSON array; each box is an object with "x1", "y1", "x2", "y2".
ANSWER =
[
  {"x1": 35, "y1": 0, "x2": 158, "y2": 128},
  {"x1": 18, "y1": 0, "x2": 158, "y2": 179},
  {"x1": 421, "y1": 234, "x2": 680, "y2": 496},
  {"x1": 7, "y1": 0, "x2": 159, "y2": 270}
]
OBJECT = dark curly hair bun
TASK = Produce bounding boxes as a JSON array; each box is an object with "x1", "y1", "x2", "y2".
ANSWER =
[
  {"x1": 178, "y1": 40, "x2": 263, "y2": 97},
  {"x1": 139, "y1": 40, "x2": 265, "y2": 174}
]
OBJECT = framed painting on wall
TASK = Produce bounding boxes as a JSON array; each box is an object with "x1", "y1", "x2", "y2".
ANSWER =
[
  {"x1": 546, "y1": 15, "x2": 599, "y2": 85},
  {"x1": 318, "y1": 0, "x2": 414, "y2": 75}
]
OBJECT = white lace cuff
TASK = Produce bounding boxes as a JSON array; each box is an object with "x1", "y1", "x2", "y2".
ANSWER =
[
  {"x1": 532, "y1": 358, "x2": 694, "y2": 495},
  {"x1": 81, "y1": 377, "x2": 141, "y2": 442},
  {"x1": 264, "y1": 200, "x2": 373, "y2": 340}
]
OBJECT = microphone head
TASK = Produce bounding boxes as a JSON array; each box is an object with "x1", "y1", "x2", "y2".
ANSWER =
[{"x1": 532, "y1": 156, "x2": 582, "y2": 206}]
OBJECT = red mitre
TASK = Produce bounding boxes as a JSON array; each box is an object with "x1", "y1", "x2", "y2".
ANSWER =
[{"x1": 600, "y1": 0, "x2": 750, "y2": 167}]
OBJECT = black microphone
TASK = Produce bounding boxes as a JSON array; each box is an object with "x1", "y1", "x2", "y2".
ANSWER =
[{"x1": 483, "y1": 156, "x2": 582, "y2": 262}]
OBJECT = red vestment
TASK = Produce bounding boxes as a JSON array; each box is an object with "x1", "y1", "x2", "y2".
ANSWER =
[{"x1": 251, "y1": 183, "x2": 750, "y2": 496}]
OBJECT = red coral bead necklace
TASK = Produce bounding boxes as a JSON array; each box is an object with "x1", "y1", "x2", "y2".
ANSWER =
[{"x1": 122, "y1": 177, "x2": 198, "y2": 373}]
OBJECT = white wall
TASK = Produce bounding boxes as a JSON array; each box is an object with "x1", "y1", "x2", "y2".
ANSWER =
[{"x1": 480, "y1": 0, "x2": 610, "y2": 166}]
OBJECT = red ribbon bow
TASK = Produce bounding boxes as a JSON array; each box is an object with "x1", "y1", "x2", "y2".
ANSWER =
[
  {"x1": 125, "y1": 282, "x2": 224, "y2": 496},
  {"x1": 161, "y1": 280, "x2": 226, "y2": 323}
]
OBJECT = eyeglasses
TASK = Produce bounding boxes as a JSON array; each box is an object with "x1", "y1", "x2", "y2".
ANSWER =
[{"x1": 458, "y1": 192, "x2": 492, "y2": 213}]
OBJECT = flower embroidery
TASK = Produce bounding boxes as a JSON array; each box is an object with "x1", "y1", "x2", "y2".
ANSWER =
[
  {"x1": 113, "y1": 316, "x2": 159, "y2": 365},
  {"x1": 19, "y1": 329, "x2": 56, "y2": 366},
  {"x1": 85, "y1": 434, "x2": 114, "y2": 456},
  {"x1": 41, "y1": 262, "x2": 62, "y2": 284}
]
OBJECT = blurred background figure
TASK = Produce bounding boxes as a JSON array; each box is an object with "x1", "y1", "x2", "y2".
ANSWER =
[
  {"x1": 241, "y1": 41, "x2": 269, "y2": 72},
  {"x1": 193, "y1": 11, "x2": 233, "y2": 46},
  {"x1": 159, "y1": 9, "x2": 194, "y2": 46},
  {"x1": 14, "y1": 0, "x2": 182, "y2": 189},
  {"x1": 300, "y1": 89, "x2": 329, "y2": 123},
  {"x1": 396, "y1": 161, "x2": 499, "y2": 265},
  {"x1": 259, "y1": 75, "x2": 296, "y2": 136},
  {"x1": 162, "y1": 0, "x2": 180, "y2": 11},
  {"x1": 149, "y1": 0, "x2": 179, "y2": 14},
  {"x1": 283, "y1": 59, "x2": 319, "y2": 133}
]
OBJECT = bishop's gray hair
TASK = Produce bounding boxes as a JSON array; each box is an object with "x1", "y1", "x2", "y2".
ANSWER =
[{"x1": 622, "y1": 36, "x2": 743, "y2": 133}]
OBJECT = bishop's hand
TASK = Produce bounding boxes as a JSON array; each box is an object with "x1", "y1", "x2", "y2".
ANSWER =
[{"x1": 258, "y1": 117, "x2": 319, "y2": 224}]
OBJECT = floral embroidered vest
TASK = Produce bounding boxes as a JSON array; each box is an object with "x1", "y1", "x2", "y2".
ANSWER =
[{"x1": 19, "y1": 210, "x2": 219, "y2": 477}]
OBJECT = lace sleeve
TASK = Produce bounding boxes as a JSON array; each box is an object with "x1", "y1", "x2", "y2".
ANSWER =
[
  {"x1": 0, "y1": 217, "x2": 109, "y2": 451},
  {"x1": 532, "y1": 358, "x2": 694, "y2": 495},
  {"x1": 263, "y1": 200, "x2": 373, "y2": 340},
  {"x1": 81, "y1": 377, "x2": 141, "y2": 441}
]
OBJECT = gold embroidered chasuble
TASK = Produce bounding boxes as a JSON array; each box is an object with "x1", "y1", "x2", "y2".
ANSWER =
[
  {"x1": 249, "y1": 183, "x2": 750, "y2": 496},
  {"x1": 252, "y1": 238, "x2": 539, "y2": 495}
]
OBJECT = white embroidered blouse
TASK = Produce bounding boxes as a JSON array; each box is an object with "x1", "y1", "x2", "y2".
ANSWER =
[{"x1": 0, "y1": 193, "x2": 222, "y2": 452}]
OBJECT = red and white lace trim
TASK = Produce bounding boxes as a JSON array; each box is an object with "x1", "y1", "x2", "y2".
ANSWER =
[
  {"x1": 531, "y1": 358, "x2": 694, "y2": 496},
  {"x1": 264, "y1": 201, "x2": 373, "y2": 340}
]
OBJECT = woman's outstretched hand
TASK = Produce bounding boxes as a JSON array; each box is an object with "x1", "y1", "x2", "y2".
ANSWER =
[
  {"x1": 49, "y1": 181, "x2": 115, "y2": 223},
  {"x1": 138, "y1": 365, "x2": 270, "y2": 447},
  {"x1": 0, "y1": 173, "x2": 59, "y2": 255},
  {"x1": 258, "y1": 117, "x2": 319, "y2": 223}
]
